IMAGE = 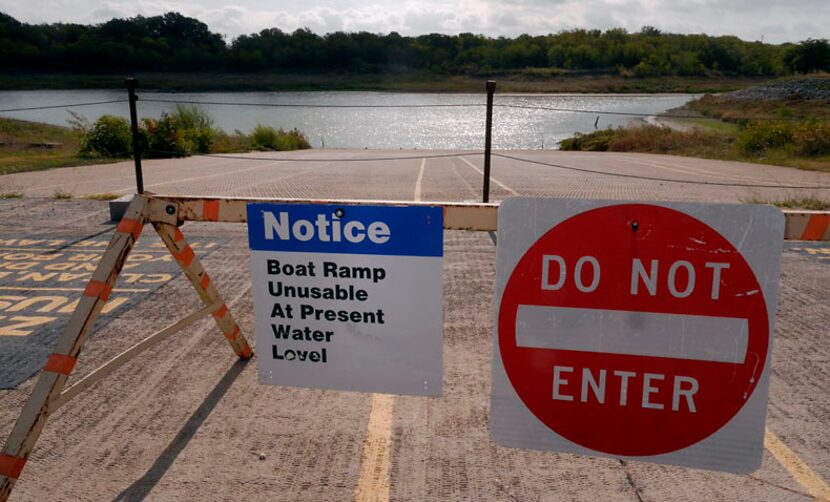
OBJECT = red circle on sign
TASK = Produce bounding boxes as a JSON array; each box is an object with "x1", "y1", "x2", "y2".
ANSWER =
[{"x1": 498, "y1": 204, "x2": 768, "y2": 456}]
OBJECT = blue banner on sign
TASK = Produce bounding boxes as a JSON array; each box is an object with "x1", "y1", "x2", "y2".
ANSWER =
[{"x1": 247, "y1": 203, "x2": 443, "y2": 257}]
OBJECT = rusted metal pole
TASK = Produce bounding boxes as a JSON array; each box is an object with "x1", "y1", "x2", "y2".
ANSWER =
[
  {"x1": 125, "y1": 78, "x2": 144, "y2": 194},
  {"x1": 483, "y1": 80, "x2": 496, "y2": 203}
]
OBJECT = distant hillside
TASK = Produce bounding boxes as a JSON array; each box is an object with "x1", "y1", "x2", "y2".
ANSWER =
[{"x1": 0, "y1": 11, "x2": 827, "y2": 78}]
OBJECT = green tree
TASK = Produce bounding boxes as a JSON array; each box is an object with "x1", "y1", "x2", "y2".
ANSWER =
[
  {"x1": 0, "y1": 11, "x2": 800, "y2": 78},
  {"x1": 784, "y1": 39, "x2": 830, "y2": 73}
]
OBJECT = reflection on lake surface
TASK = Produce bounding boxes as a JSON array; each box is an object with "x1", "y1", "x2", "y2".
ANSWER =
[{"x1": 0, "y1": 90, "x2": 697, "y2": 149}]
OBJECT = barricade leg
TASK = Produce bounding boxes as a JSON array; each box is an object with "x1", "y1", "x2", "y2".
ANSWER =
[
  {"x1": 152, "y1": 222, "x2": 252, "y2": 359},
  {"x1": 0, "y1": 196, "x2": 150, "y2": 501}
]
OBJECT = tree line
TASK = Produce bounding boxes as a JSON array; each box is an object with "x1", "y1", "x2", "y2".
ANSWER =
[{"x1": 1, "y1": 11, "x2": 828, "y2": 77}]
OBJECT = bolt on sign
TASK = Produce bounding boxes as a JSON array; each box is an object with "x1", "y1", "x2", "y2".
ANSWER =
[
  {"x1": 490, "y1": 198, "x2": 784, "y2": 472},
  {"x1": 248, "y1": 203, "x2": 443, "y2": 396}
]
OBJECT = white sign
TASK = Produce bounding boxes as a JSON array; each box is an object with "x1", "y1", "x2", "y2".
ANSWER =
[
  {"x1": 248, "y1": 203, "x2": 443, "y2": 396},
  {"x1": 490, "y1": 198, "x2": 784, "y2": 473}
]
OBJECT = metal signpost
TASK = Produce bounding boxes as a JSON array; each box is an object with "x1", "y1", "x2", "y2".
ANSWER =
[
  {"x1": 482, "y1": 80, "x2": 496, "y2": 203},
  {"x1": 247, "y1": 203, "x2": 444, "y2": 395},
  {"x1": 125, "y1": 78, "x2": 144, "y2": 195},
  {"x1": 490, "y1": 198, "x2": 785, "y2": 472}
]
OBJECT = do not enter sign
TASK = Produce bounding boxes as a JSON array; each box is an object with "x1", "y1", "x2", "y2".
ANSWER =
[{"x1": 490, "y1": 198, "x2": 784, "y2": 473}]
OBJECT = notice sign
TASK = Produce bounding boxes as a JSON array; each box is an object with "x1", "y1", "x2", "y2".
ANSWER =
[
  {"x1": 248, "y1": 203, "x2": 443, "y2": 396},
  {"x1": 490, "y1": 198, "x2": 784, "y2": 473}
]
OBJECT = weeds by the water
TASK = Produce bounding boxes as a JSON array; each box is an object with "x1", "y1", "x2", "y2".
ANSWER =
[
  {"x1": 0, "y1": 192, "x2": 22, "y2": 199},
  {"x1": 559, "y1": 121, "x2": 830, "y2": 172},
  {"x1": 212, "y1": 126, "x2": 311, "y2": 153},
  {"x1": 76, "y1": 107, "x2": 311, "y2": 159},
  {"x1": 688, "y1": 94, "x2": 830, "y2": 123},
  {"x1": 559, "y1": 126, "x2": 731, "y2": 156},
  {"x1": 251, "y1": 125, "x2": 312, "y2": 151},
  {"x1": 560, "y1": 87, "x2": 830, "y2": 172},
  {"x1": 1, "y1": 106, "x2": 313, "y2": 176},
  {"x1": 52, "y1": 188, "x2": 72, "y2": 199}
]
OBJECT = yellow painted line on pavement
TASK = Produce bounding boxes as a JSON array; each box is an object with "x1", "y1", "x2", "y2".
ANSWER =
[
  {"x1": 460, "y1": 157, "x2": 518, "y2": 195},
  {"x1": 0, "y1": 247, "x2": 171, "y2": 253},
  {"x1": 354, "y1": 393, "x2": 395, "y2": 502},
  {"x1": 354, "y1": 160, "x2": 429, "y2": 501},
  {"x1": 354, "y1": 158, "x2": 428, "y2": 501},
  {"x1": 765, "y1": 427, "x2": 830, "y2": 500},
  {"x1": 0, "y1": 286, "x2": 149, "y2": 293}
]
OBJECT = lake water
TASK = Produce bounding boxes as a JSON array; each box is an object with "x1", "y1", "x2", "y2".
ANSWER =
[{"x1": 0, "y1": 90, "x2": 696, "y2": 149}]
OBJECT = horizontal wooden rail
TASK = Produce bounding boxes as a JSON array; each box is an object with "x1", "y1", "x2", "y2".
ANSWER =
[
  {"x1": 148, "y1": 195, "x2": 829, "y2": 241},
  {"x1": 149, "y1": 195, "x2": 500, "y2": 231},
  {"x1": 782, "y1": 210, "x2": 830, "y2": 241},
  {"x1": 49, "y1": 301, "x2": 223, "y2": 412}
]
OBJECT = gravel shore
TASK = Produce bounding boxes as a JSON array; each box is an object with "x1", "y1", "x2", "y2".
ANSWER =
[{"x1": 723, "y1": 76, "x2": 830, "y2": 100}]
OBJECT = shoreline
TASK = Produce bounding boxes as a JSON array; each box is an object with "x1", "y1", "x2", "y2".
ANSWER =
[{"x1": 0, "y1": 72, "x2": 771, "y2": 94}]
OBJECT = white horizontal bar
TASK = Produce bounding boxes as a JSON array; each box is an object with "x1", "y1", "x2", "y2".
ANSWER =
[
  {"x1": 516, "y1": 305, "x2": 748, "y2": 364},
  {"x1": 50, "y1": 301, "x2": 222, "y2": 412}
]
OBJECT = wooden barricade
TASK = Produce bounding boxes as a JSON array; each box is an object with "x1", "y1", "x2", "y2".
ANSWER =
[
  {"x1": 0, "y1": 195, "x2": 256, "y2": 500},
  {"x1": 0, "y1": 194, "x2": 826, "y2": 501},
  {"x1": 0, "y1": 194, "x2": 497, "y2": 500}
]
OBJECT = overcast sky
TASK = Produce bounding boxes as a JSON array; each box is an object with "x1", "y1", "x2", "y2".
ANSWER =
[{"x1": 1, "y1": 0, "x2": 827, "y2": 44}]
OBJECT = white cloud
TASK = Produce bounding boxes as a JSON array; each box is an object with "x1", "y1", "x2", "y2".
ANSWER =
[{"x1": 0, "y1": 0, "x2": 826, "y2": 43}]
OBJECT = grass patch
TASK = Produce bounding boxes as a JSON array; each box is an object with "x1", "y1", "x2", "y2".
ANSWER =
[
  {"x1": 0, "y1": 192, "x2": 22, "y2": 199},
  {"x1": 688, "y1": 94, "x2": 830, "y2": 123},
  {"x1": 609, "y1": 78, "x2": 830, "y2": 171},
  {"x1": 666, "y1": 117, "x2": 740, "y2": 134},
  {"x1": 744, "y1": 197, "x2": 830, "y2": 210},
  {"x1": 0, "y1": 117, "x2": 123, "y2": 175},
  {"x1": 52, "y1": 188, "x2": 72, "y2": 199},
  {"x1": 757, "y1": 154, "x2": 830, "y2": 172},
  {"x1": 561, "y1": 100, "x2": 830, "y2": 173},
  {"x1": 560, "y1": 124, "x2": 830, "y2": 172},
  {"x1": 1, "y1": 109, "x2": 313, "y2": 175},
  {"x1": 560, "y1": 126, "x2": 732, "y2": 157},
  {"x1": 82, "y1": 193, "x2": 122, "y2": 201}
]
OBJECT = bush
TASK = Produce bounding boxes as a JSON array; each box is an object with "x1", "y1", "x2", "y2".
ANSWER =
[
  {"x1": 251, "y1": 125, "x2": 311, "y2": 151},
  {"x1": 251, "y1": 124, "x2": 280, "y2": 150},
  {"x1": 78, "y1": 115, "x2": 132, "y2": 157},
  {"x1": 792, "y1": 120, "x2": 830, "y2": 156},
  {"x1": 212, "y1": 130, "x2": 253, "y2": 153},
  {"x1": 277, "y1": 128, "x2": 312, "y2": 151},
  {"x1": 142, "y1": 116, "x2": 184, "y2": 157},
  {"x1": 736, "y1": 121, "x2": 793, "y2": 154},
  {"x1": 608, "y1": 126, "x2": 726, "y2": 153},
  {"x1": 73, "y1": 107, "x2": 313, "y2": 159},
  {"x1": 559, "y1": 129, "x2": 619, "y2": 151},
  {"x1": 143, "y1": 105, "x2": 216, "y2": 157},
  {"x1": 168, "y1": 104, "x2": 215, "y2": 153},
  {"x1": 559, "y1": 125, "x2": 729, "y2": 155}
]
